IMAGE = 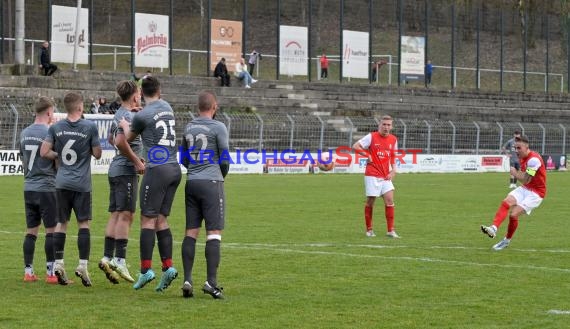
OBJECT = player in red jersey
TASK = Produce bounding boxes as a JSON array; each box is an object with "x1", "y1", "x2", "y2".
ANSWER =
[
  {"x1": 353, "y1": 115, "x2": 399, "y2": 238},
  {"x1": 481, "y1": 135, "x2": 547, "y2": 250}
]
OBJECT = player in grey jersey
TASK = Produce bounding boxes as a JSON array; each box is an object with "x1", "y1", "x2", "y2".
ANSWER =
[
  {"x1": 19, "y1": 96, "x2": 58, "y2": 283},
  {"x1": 98, "y1": 80, "x2": 145, "y2": 285},
  {"x1": 119, "y1": 75, "x2": 181, "y2": 292},
  {"x1": 41, "y1": 92, "x2": 102, "y2": 286},
  {"x1": 503, "y1": 130, "x2": 522, "y2": 188},
  {"x1": 180, "y1": 91, "x2": 229, "y2": 299}
]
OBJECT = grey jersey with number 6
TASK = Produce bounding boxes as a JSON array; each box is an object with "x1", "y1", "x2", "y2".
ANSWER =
[
  {"x1": 20, "y1": 124, "x2": 56, "y2": 192},
  {"x1": 182, "y1": 117, "x2": 229, "y2": 181},
  {"x1": 130, "y1": 99, "x2": 178, "y2": 168},
  {"x1": 45, "y1": 118, "x2": 100, "y2": 192},
  {"x1": 108, "y1": 107, "x2": 142, "y2": 177}
]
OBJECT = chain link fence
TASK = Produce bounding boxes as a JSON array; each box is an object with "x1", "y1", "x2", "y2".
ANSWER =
[{"x1": 2, "y1": 102, "x2": 567, "y2": 155}]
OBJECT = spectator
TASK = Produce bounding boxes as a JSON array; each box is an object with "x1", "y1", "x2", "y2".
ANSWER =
[
  {"x1": 89, "y1": 97, "x2": 99, "y2": 114},
  {"x1": 39, "y1": 41, "x2": 58, "y2": 76},
  {"x1": 109, "y1": 97, "x2": 122, "y2": 114},
  {"x1": 371, "y1": 59, "x2": 387, "y2": 84},
  {"x1": 320, "y1": 53, "x2": 329, "y2": 79},
  {"x1": 234, "y1": 57, "x2": 257, "y2": 89},
  {"x1": 425, "y1": 60, "x2": 433, "y2": 86},
  {"x1": 214, "y1": 58, "x2": 230, "y2": 87},
  {"x1": 98, "y1": 97, "x2": 111, "y2": 114},
  {"x1": 248, "y1": 50, "x2": 260, "y2": 75}
]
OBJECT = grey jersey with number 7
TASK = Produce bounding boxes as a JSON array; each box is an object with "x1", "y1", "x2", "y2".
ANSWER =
[
  {"x1": 130, "y1": 99, "x2": 178, "y2": 168},
  {"x1": 20, "y1": 123, "x2": 56, "y2": 192},
  {"x1": 45, "y1": 118, "x2": 100, "y2": 192}
]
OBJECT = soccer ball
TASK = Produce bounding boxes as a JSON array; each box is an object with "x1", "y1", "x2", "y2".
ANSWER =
[{"x1": 318, "y1": 162, "x2": 335, "y2": 172}]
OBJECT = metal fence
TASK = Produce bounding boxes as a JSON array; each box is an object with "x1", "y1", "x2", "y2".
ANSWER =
[{"x1": 2, "y1": 102, "x2": 567, "y2": 155}]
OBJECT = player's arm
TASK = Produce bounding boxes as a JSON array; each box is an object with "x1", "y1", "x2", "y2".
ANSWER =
[
  {"x1": 121, "y1": 115, "x2": 143, "y2": 143},
  {"x1": 115, "y1": 130, "x2": 145, "y2": 174},
  {"x1": 510, "y1": 157, "x2": 540, "y2": 184},
  {"x1": 181, "y1": 132, "x2": 191, "y2": 169},
  {"x1": 387, "y1": 140, "x2": 398, "y2": 180},
  {"x1": 108, "y1": 127, "x2": 115, "y2": 147},
  {"x1": 40, "y1": 128, "x2": 58, "y2": 160},
  {"x1": 218, "y1": 126, "x2": 230, "y2": 178},
  {"x1": 90, "y1": 123, "x2": 102, "y2": 160},
  {"x1": 352, "y1": 134, "x2": 372, "y2": 161}
]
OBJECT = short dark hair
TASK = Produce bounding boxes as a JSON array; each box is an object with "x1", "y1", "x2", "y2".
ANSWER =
[
  {"x1": 515, "y1": 135, "x2": 529, "y2": 144},
  {"x1": 35, "y1": 96, "x2": 55, "y2": 114},
  {"x1": 116, "y1": 80, "x2": 139, "y2": 102},
  {"x1": 63, "y1": 92, "x2": 84, "y2": 113},
  {"x1": 198, "y1": 90, "x2": 217, "y2": 113},
  {"x1": 141, "y1": 75, "x2": 160, "y2": 97},
  {"x1": 513, "y1": 130, "x2": 521, "y2": 135}
]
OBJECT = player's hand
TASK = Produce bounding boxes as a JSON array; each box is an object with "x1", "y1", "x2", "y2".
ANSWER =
[
  {"x1": 135, "y1": 158, "x2": 145, "y2": 175},
  {"x1": 387, "y1": 171, "x2": 396, "y2": 180}
]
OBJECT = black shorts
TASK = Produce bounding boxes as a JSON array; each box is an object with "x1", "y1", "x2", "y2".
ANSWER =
[
  {"x1": 140, "y1": 163, "x2": 181, "y2": 217},
  {"x1": 24, "y1": 191, "x2": 57, "y2": 229},
  {"x1": 56, "y1": 189, "x2": 92, "y2": 222},
  {"x1": 185, "y1": 180, "x2": 225, "y2": 231},
  {"x1": 108, "y1": 175, "x2": 139, "y2": 212}
]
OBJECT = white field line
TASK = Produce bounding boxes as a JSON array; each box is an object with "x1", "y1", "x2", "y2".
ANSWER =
[
  {"x1": 547, "y1": 310, "x2": 570, "y2": 315},
  {"x1": 1, "y1": 230, "x2": 569, "y2": 273}
]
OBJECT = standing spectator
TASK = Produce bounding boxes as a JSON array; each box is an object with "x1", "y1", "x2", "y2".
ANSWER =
[
  {"x1": 502, "y1": 130, "x2": 522, "y2": 188},
  {"x1": 481, "y1": 135, "x2": 547, "y2": 251},
  {"x1": 320, "y1": 53, "x2": 329, "y2": 79},
  {"x1": 180, "y1": 90, "x2": 229, "y2": 299},
  {"x1": 352, "y1": 115, "x2": 400, "y2": 238},
  {"x1": 40, "y1": 92, "x2": 102, "y2": 286},
  {"x1": 119, "y1": 76, "x2": 181, "y2": 292},
  {"x1": 40, "y1": 41, "x2": 58, "y2": 76},
  {"x1": 214, "y1": 58, "x2": 231, "y2": 87},
  {"x1": 89, "y1": 97, "x2": 99, "y2": 114},
  {"x1": 425, "y1": 60, "x2": 433, "y2": 86},
  {"x1": 19, "y1": 96, "x2": 58, "y2": 284},
  {"x1": 234, "y1": 57, "x2": 257, "y2": 89},
  {"x1": 99, "y1": 97, "x2": 111, "y2": 114},
  {"x1": 98, "y1": 80, "x2": 144, "y2": 285},
  {"x1": 248, "y1": 50, "x2": 260, "y2": 75},
  {"x1": 371, "y1": 59, "x2": 387, "y2": 84}
]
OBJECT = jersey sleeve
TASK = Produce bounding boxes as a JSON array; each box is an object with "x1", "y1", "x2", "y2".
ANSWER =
[
  {"x1": 217, "y1": 123, "x2": 230, "y2": 153},
  {"x1": 45, "y1": 125, "x2": 55, "y2": 144},
  {"x1": 525, "y1": 157, "x2": 541, "y2": 176},
  {"x1": 357, "y1": 133, "x2": 372, "y2": 149}
]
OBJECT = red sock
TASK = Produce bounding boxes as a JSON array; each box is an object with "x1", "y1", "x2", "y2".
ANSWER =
[
  {"x1": 492, "y1": 201, "x2": 511, "y2": 229},
  {"x1": 385, "y1": 205, "x2": 395, "y2": 232},
  {"x1": 161, "y1": 259, "x2": 173, "y2": 271},
  {"x1": 141, "y1": 259, "x2": 152, "y2": 272},
  {"x1": 365, "y1": 205, "x2": 373, "y2": 231},
  {"x1": 506, "y1": 216, "x2": 519, "y2": 239}
]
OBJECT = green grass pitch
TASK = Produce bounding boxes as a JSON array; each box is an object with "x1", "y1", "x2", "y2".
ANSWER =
[{"x1": 1, "y1": 173, "x2": 569, "y2": 328}]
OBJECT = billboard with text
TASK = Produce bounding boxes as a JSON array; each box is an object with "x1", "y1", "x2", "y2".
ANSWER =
[
  {"x1": 210, "y1": 19, "x2": 243, "y2": 72},
  {"x1": 50, "y1": 5, "x2": 89, "y2": 64}
]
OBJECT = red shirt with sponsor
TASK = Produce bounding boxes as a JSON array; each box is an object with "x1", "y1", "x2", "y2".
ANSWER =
[
  {"x1": 362, "y1": 132, "x2": 398, "y2": 179},
  {"x1": 521, "y1": 151, "x2": 547, "y2": 198}
]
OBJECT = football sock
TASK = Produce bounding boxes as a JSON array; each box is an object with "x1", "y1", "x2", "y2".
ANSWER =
[
  {"x1": 104, "y1": 236, "x2": 115, "y2": 259},
  {"x1": 46, "y1": 262, "x2": 54, "y2": 276},
  {"x1": 25, "y1": 266, "x2": 34, "y2": 275},
  {"x1": 23, "y1": 234, "x2": 36, "y2": 268},
  {"x1": 157, "y1": 229, "x2": 173, "y2": 271},
  {"x1": 115, "y1": 239, "x2": 128, "y2": 260},
  {"x1": 492, "y1": 201, "x2": 510, "y2": 228},
  {"x1": 506, "y1": 216, "x2": 519, "y2": 239},
  {"x1": 205, "y1": 237, "x2": 221, "y2": 287},
  {"x1": 45, "y1": 233, "x2": 55, "y2": 263},
  {"x1": 140, "y1": 228, "x2": 155, "y2": 273},
  {"x1": 182, "y1": 236, "x2": 197, "y2": 283},
  {"x1": 53, "y1": 232, "x2": 66, "y2": 260},
  {"x1": 77, "y1": 228, "x2": 90, "y2": 260},
  {"x1": 365, "y1": 205, "x2": 373, "y2": 231},
  {"x1": 385, "y1": 205, "x2": 395, "y2": 232}
]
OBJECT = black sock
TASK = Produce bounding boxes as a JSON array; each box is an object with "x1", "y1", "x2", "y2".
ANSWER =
[
  {"x1": 104, "y1": 236, "x2": 115, "y2": 259},
  {"x1": 45, "y1": 233, "x2": 55, "y2": 262},
  {"x1": 205, "y1": 239, "x2": 221, "y2": 286},
  {"x1": 156, "y1": 229, "x2": 173, "y2": 271},
  {"x1": 77, "y1": 228, "x2": 90, "y2": 260},
  {"x1": 53, "y1": 232, "x2": 66, "y2": 260},
  {"x1": 115, "y1": 239, "x2": 128, "y2": 259},
  {"x1": 140, "y1": 228, "x2": 155, "y2": 273},
  {"x1": 182, "y1": 236, "x2": 196, "y2": 283},
  {"x1": 23, "y1": 234, "x2": 37, "y2": 267}
]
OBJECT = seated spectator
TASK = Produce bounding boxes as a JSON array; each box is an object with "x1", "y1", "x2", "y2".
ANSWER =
[
  {"x1": 89, "y1": 97, "x2": 99, "y2": 114},
  {"x1": 98, "y1": 97, "x2": 111, "y2": 114},
  {"x1": 108, "y1": 97, "x2": 121, "y2": 114},
  {"x1": 234, "y1": 57, "x2": 257, "y2": 89},
  {"x1": 214, "y1": 58, "x2": 230, "y2": 87}
]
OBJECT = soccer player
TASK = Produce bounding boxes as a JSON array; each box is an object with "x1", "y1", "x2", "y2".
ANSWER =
[
  {"x1": 352, "y1": 115, "x2": 399, "y2": 238},
  {"x1": 19, "y1": 96, "x2": 58, "y2": 283},
  {"x1": 119, "y1": 76, "x2": 181, "y2": 291},
  {"x1": 40, "y1": 92, "x2": 102, "y2": 286},
  {"x1": 98, "y1": 80, "x2": 145, "y2": 284},
  {"x1": 481, "y1": 135, "x2": 547, "y2": 251},
  {"x1": 502, "y1": 130, "x2": 522, "y2": 188},
  {"x1": 180, "y1": 91, "x2": 229, "y2": 299}
]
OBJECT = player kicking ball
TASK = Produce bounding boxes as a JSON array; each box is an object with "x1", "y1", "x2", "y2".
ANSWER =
[{"x1": 481, "y1": 135, "x2": 547, "y2": 251}]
